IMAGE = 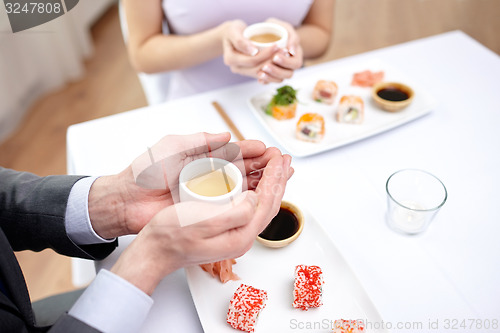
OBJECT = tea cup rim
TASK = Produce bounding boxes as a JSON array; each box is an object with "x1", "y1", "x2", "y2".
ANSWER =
[
  {"x1": 179, "y1": 157, "x2": 243, "y2": 203},
  {"x1": 243, "y1": 22, "x2": 288, "y2": 49}
]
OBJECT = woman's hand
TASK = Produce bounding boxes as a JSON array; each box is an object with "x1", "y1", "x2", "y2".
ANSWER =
[
  {"x1": 221, "y1": 18, "x2": 304, "y2": 84},
  {"x1": 222, "y1": 20, "x2": 282, "y2": 80},
  {"x1": 257, "y1": 18, "x2": 304, "y2": 84}
]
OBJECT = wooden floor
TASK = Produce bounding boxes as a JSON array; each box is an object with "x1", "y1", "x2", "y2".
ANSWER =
[{"x1": 1, "y1": 0, "x2": 498, "y2": 302}]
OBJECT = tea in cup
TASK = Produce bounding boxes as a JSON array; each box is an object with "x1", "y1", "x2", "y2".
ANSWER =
[
  {"x1": 243, "y1": 22, "x2": 288, "y2": 49},
  {"x1": 179, "y1": 158, "x2": 242, "y2": 204}
]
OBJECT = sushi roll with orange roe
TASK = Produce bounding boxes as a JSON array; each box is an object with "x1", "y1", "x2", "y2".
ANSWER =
[
  {"x1": 336, "y1": 95, "x2": 364, "y2": 124},
  {"x1": 296, "y1": 113, "x2": 325, "y2": 143},
  {"x1": 312, "y1": 80, "x2": 338, "y2": 104}
]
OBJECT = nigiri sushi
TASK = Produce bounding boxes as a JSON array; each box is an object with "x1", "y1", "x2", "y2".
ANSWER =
[
  {"x1": 336, "y1": 95, "x2": 364, "y2": 124},
  {"x1": 293, "y1": 265, "x2": 323, "y2": 310},
  {"x1": 296, "y1": 113, "x2": 325, "y2": 143},
  {"x1": 227, "y1": 284, "x2": 268, "y2": 332},
  {"x1": 266, "y1": 85, "x2": 298, "y2": 120},
  {"x1": 312, "y1": 80, "x2": 338, "y2": 104}
]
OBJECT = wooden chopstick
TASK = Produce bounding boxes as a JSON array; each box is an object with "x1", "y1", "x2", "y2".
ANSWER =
[{"x1": 212, "y1": 101, "x2": 245, "y2": 141}]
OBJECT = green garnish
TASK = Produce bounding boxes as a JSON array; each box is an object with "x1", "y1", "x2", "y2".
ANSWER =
[
  {"x1": 265, "y1": 85, "x2": 298, "y2": 115},
  {"x1": 272, "y1": 85, "x2": 297, "y2": 105}
]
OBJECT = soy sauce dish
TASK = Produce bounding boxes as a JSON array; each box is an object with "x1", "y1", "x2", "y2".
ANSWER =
[
  {"x1": 372, "y1": 81, "x2": 414, "y2": 112},
  {"x1": 257, "y1": 201, "x2": 304, "y2": 248}
]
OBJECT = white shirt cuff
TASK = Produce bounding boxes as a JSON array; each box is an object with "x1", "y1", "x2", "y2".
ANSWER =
[
  {"x1": 65, "y1": 176, "x2": 116, "y2": 245},
  {"x1": 69, "y1": 269, "x2": 153, "y2": 333}
]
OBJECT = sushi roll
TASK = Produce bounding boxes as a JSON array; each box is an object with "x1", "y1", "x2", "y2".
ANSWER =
[
  {"x1": 227, "y1": 284, "x2": 268, "y2": 332},
  {"x1": 336, "y1": 95, "x2": 364, "y2": 124},
  {"x1": 332, "y1": 319, "x2": 365, "y2": 332},
  {"x1": 293, "y1": 265, "x2": 323, "y2": 310},
  {"x1": 266, "y1": 85, "x2": 298, "y2": 120},
  {"x1": 312, "y1": 80, "x2": 338, "y2": 104},
  {"x1": 296, "y1": 113, "x2": 325, "y2": 143}
]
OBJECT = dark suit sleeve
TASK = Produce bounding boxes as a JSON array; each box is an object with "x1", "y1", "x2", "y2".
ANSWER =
[
  {"x1": 48, "y1": 314, "x2": 103, "y2": 333},
  {"x1": 0, "y1": 167, "x2": 117, "y2": 260}
]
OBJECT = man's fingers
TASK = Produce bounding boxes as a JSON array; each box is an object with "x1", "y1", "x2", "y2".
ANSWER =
[
  {"x1": 243, "y1": 171, "x2": 263, "y2": 191},
  {"x1": 207, "y1": 146, "x2": 280, "y2": 191},
  {"x1": 181, "y1": 191, "x2": 259, "y2": 237},
  {"x1": 253, "y1": 153, "x2": 292, "y2": 233},
  {"x1": 232, "y1": 146, "x2": 281, "y2": 176},
  {"x1": 208, "y1": 139, "x2": 266, "y2": 163}
]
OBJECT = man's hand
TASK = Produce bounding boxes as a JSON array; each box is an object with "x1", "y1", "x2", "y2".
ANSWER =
[
  {"x1": 110, "y1": 153, "x2": 293, "y2": 295},
  {"x1": 87, "y1": 132, "x2": 287, "y2": 239}
]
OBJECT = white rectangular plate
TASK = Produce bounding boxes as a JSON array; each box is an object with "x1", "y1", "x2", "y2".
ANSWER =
[
  {"x1": 248, "y1": 59, "x2": 437, "y2": 157},
  {"x1": 186, "y1": 208, "x2": 388, "y2": 332}
]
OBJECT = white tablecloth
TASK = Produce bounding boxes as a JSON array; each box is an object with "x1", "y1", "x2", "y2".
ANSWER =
[{"x1": 67, "y1": 31, "x2": 500, "y2": 332}]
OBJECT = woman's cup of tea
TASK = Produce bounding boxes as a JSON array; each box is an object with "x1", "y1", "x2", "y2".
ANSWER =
[
  {"x1": 178, "y1": 157, "x2": 243, "y2": 204},
  {"x1": 243, "y1": 22, "x2": 288, "y2": 50}
]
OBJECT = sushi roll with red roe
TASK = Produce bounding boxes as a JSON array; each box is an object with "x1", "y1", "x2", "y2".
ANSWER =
[
  {"x1": 227, "y1": 284, "x2": 267, "y2": 332},
  {"x1": 293, "y1": 265, "x2": 323, "y2": 310},
  {"x1": 332, "y1": 319, "x2": 366, "y2": 332}
]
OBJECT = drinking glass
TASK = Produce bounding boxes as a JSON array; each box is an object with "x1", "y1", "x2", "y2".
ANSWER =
[{"x1": 386, "y1": 169, "x2": 447, "y2": 235}]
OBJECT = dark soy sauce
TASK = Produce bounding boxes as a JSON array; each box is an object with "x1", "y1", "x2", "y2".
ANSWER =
[
  {"x1": 377, "y1": 87, "x2": 409, "y2": 102},
  {"x1": 259, "y1": 207, "x2": 299, "y2": 241}
]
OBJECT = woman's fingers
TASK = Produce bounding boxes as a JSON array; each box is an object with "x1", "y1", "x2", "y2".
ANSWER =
[
  {"x1": 271, "y1": 48, "x2": 303, "y2": 71},
  {"x1": 224, "y1": 20, "x2": 254, "y2": 55},
  {"x1": 224, "y1": 41, "x2": 279, "y2": 68},
  {"x1": 258, "y1": 62, "x2": 294, "y2": 84}
]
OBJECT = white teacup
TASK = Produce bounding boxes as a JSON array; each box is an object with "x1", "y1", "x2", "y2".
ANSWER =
[
  {"x1": 243, "y1": 22, "x2": 288, "y2": 50},
  {"x1": 179, "y1": 158, "x2": 243, "y2": 204}
]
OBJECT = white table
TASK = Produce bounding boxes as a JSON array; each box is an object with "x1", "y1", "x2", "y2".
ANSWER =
[{"x1": 67, "y1": 31, "x2": 500, "y2": 332}]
